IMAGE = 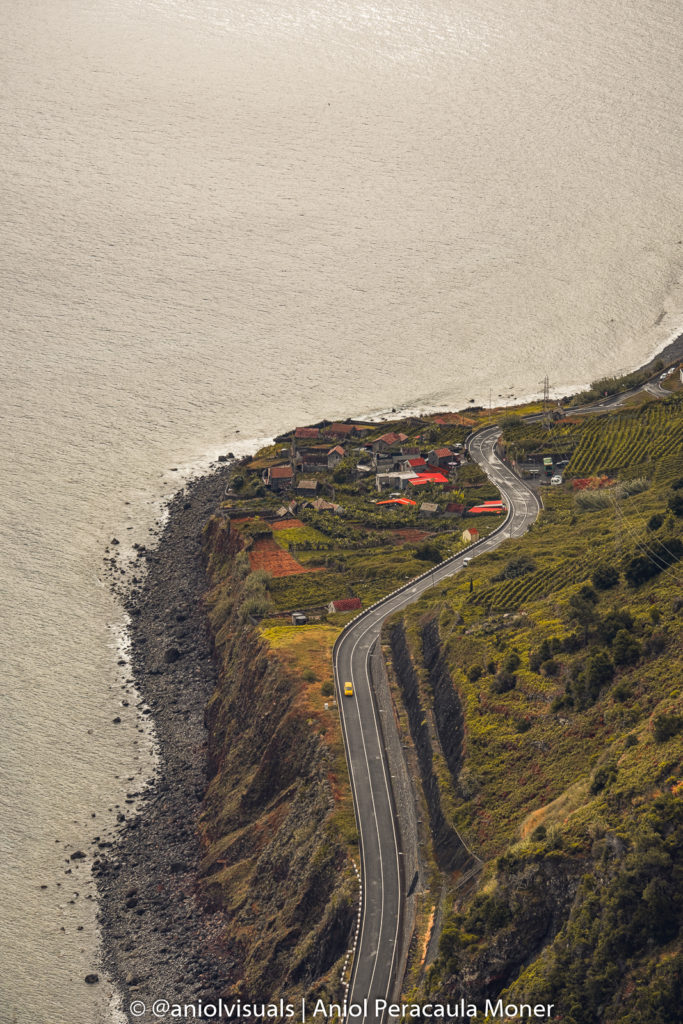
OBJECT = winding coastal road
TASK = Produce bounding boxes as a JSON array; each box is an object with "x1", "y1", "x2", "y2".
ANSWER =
[{"x1": 333, "y1": 426, "x2": 541, "y2": 1023}]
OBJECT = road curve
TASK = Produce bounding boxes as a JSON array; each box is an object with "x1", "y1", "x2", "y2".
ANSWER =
[{"x1": 333, "y1": 426, "x2": 541, "y2": 1023}]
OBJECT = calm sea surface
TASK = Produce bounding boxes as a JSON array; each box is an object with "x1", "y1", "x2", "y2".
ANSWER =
[{"x1": 1, "y1": 1, "x2": 681, "y2": 1020}]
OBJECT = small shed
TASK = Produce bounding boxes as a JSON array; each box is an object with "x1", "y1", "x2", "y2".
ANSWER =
[
  {"x1": 420, "y1": 501, "x2": 439, "y2": 516},
  {"x1": 462, "y1": 527, "x2": 479, "y2": 544},
  {"x1": 311, "y1": 497, "x2": 343, "y2": 512},
  {"x1": 291, "y1": 612, "x2": 308, "y2": 626},
  {"x1": 297, "y1": 478, "x2": 319, "y2": 496}
]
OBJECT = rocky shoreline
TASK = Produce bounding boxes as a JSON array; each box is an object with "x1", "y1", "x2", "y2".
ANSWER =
[
  {"x1": 646, "y1": 329, "x2": 683, "y2": 369},
  {"x1": 96, "y1": 463, "x2": 236, "y2": 1021}
]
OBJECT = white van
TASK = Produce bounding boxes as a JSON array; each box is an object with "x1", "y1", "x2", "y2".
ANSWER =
[{"x1": 462, "y1": 557, "x2": 471, "y2": 566}]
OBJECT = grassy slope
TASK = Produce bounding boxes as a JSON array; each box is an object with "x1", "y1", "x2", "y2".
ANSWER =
[{"x1": 389, "y1": 397, "x2": 682, "y2": 1022}]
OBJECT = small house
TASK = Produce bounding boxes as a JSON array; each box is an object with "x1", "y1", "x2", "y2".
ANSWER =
[
  {"x1": 327, "y1": 445, "x2": 345, "y2": 469},
  {"x1": 376, "y1": 471, "x2": 417, "y2": 491},
  {"x1": 408, "y1": 471, "x2": 449, "y2": 487},
  {"x1": 445, "y1": 501, "x2": 465, "y2": 516},
  {"x1": 328, "y1": 597, "x2": 362, "y2": 614},
  {"x1": 462, "y1": 527, "x2": 479, "y2": 543},
  {"x1": 328, "y1": 422, "x2": 358, "y2": 438},
  {"x1": 427, "y1": 447, "x2": 454, "y2": 469},
  {"x1": 420, "y1": 501, "x2": 439, "y2": 516},
  {"x1": 297, "y1": 451, "x2": 329, "y2": 472},
  {"x1": 264, "y1": 465, "x2": 294, "y2": 492},
  {"x1": 371, "y1": 431, "x2": 409, "y2": 454},
  {"x1": 291, "y1": 612, "x2": 308, "y2": 626},
  {"x1": 467, "y1": 500, "x2": 506, "y2": 515}
]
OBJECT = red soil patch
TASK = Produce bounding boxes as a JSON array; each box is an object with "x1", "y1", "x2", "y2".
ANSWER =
[
  {"x1": 390, "y1": 528, "x2": 432, "y2": 544},
  {"x1": 249, "y1": 537, "x2": 323, "y2": 577},
  {"x1": 271, "y1": 519, "x2": 306, "y2": 530},
  {"x1": 572, "y1": 475, "x2": 615, "y2": 490}
]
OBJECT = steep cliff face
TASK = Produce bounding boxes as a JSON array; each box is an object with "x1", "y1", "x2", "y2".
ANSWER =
[
  {"x1": 420, "y1": 618, "x2": 466, "y2": 785},
  {"x1": 388, "y1": 618, "x2": 473, "y2": 874},
  {"x1": 435, "y1": 852, "x2": 583, "y2": 1005},
  {"x1": 198, "y1": 517, "x2": 356, "y2": 1001}
]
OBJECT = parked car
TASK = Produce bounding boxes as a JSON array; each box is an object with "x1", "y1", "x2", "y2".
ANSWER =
[{"x1": 550, "y1": 475, "x2": 563, "y2": 486}]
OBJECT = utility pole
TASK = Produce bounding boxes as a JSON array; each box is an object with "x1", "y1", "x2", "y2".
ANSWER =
[{"x1": 542, "y1": 375, "x2": 551, "y2": 428}]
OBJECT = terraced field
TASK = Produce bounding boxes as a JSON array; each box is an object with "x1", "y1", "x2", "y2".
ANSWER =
[
  {"x1": 567, "y1": 394, "x2": 683, "y2": 477},
  {"x1": 249, "y1": 536, "x2": 324, "y2": 577},
  {"x1": 469, "y1": 554, "x2": 592, "y2": 611}
]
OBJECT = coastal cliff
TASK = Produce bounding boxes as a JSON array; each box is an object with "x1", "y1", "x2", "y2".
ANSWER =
[
  {"x1": 197, "y1": 515, "x2": 357, "y2": 1001},
  {"x1": 97, "y1": 472, "x2": 356, "y2": 1022}
]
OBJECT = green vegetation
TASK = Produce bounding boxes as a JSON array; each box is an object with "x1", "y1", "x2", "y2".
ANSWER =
[
  {"x1": 567, "y1": 361, "x2": 664, "y2": 406},
  {"x1": 387, "y1": 393, "x2": 682, "y2": 1020}
]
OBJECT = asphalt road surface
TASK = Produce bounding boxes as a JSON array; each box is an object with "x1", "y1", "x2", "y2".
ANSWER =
[{"x1": 333, "y1": 425, "x2": 540, "y2": 1024}]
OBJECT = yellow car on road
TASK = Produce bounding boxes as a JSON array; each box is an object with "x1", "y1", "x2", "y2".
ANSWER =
[{"x1": 343, "y1": 681, "x2": 354, "y2": 697}]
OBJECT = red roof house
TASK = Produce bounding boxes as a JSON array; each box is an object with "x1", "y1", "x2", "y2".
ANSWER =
[
  {"x1": 372, "y1": 432, "x2": 409, "y2": 453},
  {"x1": 328, "y1": 422, "x2": 355, "y2": 436},
  {"x1": 427, "y1": 447, "x2": 454, "y2": 468},
  {"x1": 264, "y1": 465, "x2": 294, "y2": 491},
  {"x1": 327, "y1": 445, "x2": 345, "y2": 469},
  {"x1": 377, "y1": 497, "x2": 417, "y2": 506},
  {"x1": 467, "y1": 501, "x2": 506, "y2": 514},
  {"x1": 408, "y1": 472, "x2": 449, "y2": 486}
]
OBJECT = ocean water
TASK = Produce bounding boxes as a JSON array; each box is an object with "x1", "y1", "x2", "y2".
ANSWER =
[{"x1": 0, "y1": 0, "x2": 681, "y2": 1020}]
